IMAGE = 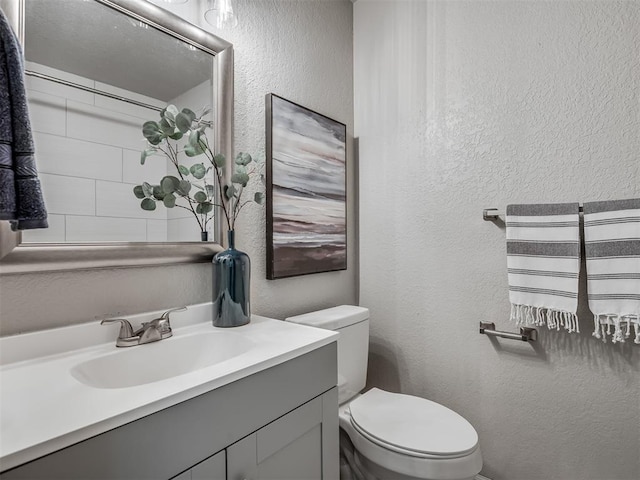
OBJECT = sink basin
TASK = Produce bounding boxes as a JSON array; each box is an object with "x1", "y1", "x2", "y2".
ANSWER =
[{"x1": 71, "y1": 331, "x2": 254, "y2": 389}]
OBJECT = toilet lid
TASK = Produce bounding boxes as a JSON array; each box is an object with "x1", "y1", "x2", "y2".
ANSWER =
[{"x1": 348, "y1": 388, "x2": 479, "y2": 457}]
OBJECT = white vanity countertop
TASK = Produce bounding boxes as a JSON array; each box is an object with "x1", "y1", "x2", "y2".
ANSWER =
[{"x1": 0, "y1": 303, "x2": 337, "y2": 471}]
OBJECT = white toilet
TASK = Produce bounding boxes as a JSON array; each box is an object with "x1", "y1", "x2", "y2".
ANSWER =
[{"x1": 286, "y1": 305, "x2": 483, "y2": 480}]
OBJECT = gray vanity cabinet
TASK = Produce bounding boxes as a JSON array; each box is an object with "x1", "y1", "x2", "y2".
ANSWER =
[
  {"x1": 1, "y1": 344, "x2": 338, "y2": 480},
  {"x1": 172, "y1": 451, "x2": 226, "y2": 480}
]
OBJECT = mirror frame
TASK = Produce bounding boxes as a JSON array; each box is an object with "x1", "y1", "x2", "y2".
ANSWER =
[{"x1": 0, "y1": 0, "x2": 233, "y2": 274}]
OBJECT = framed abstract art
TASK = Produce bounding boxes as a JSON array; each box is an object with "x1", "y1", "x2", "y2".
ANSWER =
[{"x1": 265, "y1": 94, "x2": 347, "y2": 279}]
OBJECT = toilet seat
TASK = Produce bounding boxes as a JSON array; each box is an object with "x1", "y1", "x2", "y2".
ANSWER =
[
  {"x1": 348, "y1": 388, "x2": 479, "y2": 459},
  {"x1": 339, "y1": 393, "x2": 483, "y2": 480}
]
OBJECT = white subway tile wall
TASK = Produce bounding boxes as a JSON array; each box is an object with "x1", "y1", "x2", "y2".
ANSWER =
[
  {"x1": 34, "y1": 132, "x2": 123, "y2": 182},
  {"x1": 96, "y1": 180, "x2": 165, "y2": 220},
  {"x1": 20, "y1": 214, "x2": 66, "y2": 243},
  {"x1": 27, "y1": 90, "x2": 66, "y2": 137},
  {"x1": 21, "y1": 64, "x2": 214, "y2": 243},
  {"x1": 65, "y1": 216, "x2": 148, "y2": 242},
  {"x1": 22, "y1": 64, "x2": 168, "y2": 243},
  {"x1": 66, "y1": 100, "x2": 148, "y2": 151},
  {"x1": 168, "y1": 216, "x2": 203, "y2": 242},
  {"x1": 122, "y1": 148, "x2": 167, "y2": 186},
  {"x1": 147, "y1": 220, "x2": 169, "y2": 243},
  {"x1": 39, "y1": 173, "x2": 96, "y2": 217}
]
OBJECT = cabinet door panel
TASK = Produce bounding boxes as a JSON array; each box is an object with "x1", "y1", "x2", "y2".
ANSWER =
[
  {"x1": 226, "y1": 433, "x2": 257, "y2": 480},
  {"x1": 258, "y1": 424, "x2": 322, "y2": 480},
  {"x1": 228, "y1": 396, "x2": 324, "y2": 480},
  {"x1": 192, "y1": 450, "x2": 225, "y2": 480},
  {"x1": 257, "y1": 395, "x2": 322, "y2": 463}
]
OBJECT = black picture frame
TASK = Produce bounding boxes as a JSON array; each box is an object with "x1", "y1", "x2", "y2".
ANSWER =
[{"x1": 265, "y1": 94, "x2": 347, "y2": 279}]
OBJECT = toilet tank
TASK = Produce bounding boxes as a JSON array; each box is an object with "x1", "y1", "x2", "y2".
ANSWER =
[{"x1": 286, "y1": 305, "x2": 369, "y2": 404}]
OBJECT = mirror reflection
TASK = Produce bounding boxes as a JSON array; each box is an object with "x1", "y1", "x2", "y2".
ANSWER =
[{"x1": 22, "y1": 0, "x2": 215, "y2": 243}]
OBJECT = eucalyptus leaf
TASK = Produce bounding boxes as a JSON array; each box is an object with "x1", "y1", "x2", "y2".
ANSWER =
[
  {"x1": 194, "y1": 191, "x2": 207, "y2": 203},
  {"x1": 196, "y1": 202, "x2": 213, "y2": 214},
  {"x1": 190, "y1": 163, "x2": 206, "y2": 179},
  {"x1": 235, "y1": 152, "x2": 252, "y2": 166},
  {"x1": 142, "y1": 182, "x2": 154, "y2": 198},
  {"x1": 165, "y1": 104, "x2": 179, "y2": 121},
  {"x1": 133, "y1": 185, "x2": 145, "y2": 199},
  {"x1": 142, "y1": 121, "x2": 163, "y2": 145},
  {"x1": 178, "y1": 165, "x2": 190, "y2": 176},
  {"x1": 205, "y1": 185, "x2": 215, "y2": 197},
  {"x1": 185, "y1": 131, "x2": 204, "y2": 156},
  {"x1": 168, "y1": 131, "x2": 183, "y2": 141},
  {"x1": 152, "y1": 185, "x2": 166, "y2": 200},
  {"x1": 175, "y1": 112, "x2": 192, "y2": 133},
  {"x1": 188, "y1": 129, "x2": 201, "y2": 147},
  {"x1": 231, "y1": 172, "x2": 250, "y2": 187},
  {"x1": 213, "y1": 153, "x2": 226, "y2": 168},
  {"x1": 163, "y1": 193, "x2": 176, "y2": 208},
  {"x1": 161, "y1": 175, "x2": 180, "y2": 193},
  {"x1": 177, "y1": 180, "x2": 191, "y2": 196},
  {"x1": 196, "y1": 135, "x2": 208, "y2": 150},
  {"x1": 224, "y1": 184, "x2": 236, "y2": 200},
  {"x1": 140, "y1": 148, "x2": 156, "y2": 165},
  {"x1": 254, "y1": 192, "x2": 265, "y2": 205},
  {"x1": 141, "y1": 198, "x2": 156, "y2": 211},
  {"x1": 181, "y1": 108, "x2": 197, "y2": 122},
  {"x1": 142, "y1": 121, "x2": 160, "y2": 135},
  {"x1": 159, "y1": 118, "x2": 174, "y2": 135}
]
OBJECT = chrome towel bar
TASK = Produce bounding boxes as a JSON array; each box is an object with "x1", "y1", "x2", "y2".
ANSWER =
[
  {"x1": 483, "y1": 206, "x2": 584, "y2": 220},
  {"x1": 479, "y1": 322, "x2": 537, "y2": 342}
]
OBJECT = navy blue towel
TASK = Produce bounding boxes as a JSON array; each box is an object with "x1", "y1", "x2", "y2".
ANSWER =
[{"x1": 0, "y1": 8, "x2": 47, "y2": 230}]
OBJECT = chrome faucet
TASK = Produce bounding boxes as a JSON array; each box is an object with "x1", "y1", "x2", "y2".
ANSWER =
[{"x1": 101, "y1": 307, "x2": 187, "y2": 347}]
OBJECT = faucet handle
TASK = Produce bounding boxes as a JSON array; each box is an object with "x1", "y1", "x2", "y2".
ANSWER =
[
  {"x1": 156, "y1": 307, "x2": 187, "y2": 333},
  {"x1": 101, "y1": 318, "x2": 135, "y2": 339},
  {"x1": 138, "y1": 307, "x2": 186, "y2": 339},
  {"x1": 159, "y1": 306, "x2": 187, "y2": 320}
]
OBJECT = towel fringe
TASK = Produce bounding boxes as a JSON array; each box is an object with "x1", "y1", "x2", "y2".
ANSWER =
[
  {"x1": 510, "y1": 303, "x2": 578, "y2": 334},
  {"x1": 591, "y1": 313, "x2": 640, "y2": 344}
]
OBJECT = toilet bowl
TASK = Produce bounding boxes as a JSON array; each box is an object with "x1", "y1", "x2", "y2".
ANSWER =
[
  {"x1": 339, "y1": 389, "x2": 482, "y2": 480},
  {"x1": 286, "y1": 306, "x2": 483, "y2": 480}
]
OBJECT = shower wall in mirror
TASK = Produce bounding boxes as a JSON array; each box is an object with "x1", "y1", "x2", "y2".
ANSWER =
[{"x1": 23, "y1": 0, "x2": 214, "y2": 243}]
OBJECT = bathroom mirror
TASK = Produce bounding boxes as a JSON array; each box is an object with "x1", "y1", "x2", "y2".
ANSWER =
[{"x1": 0, "y1": 0, "x2": 234, "y2": 274}]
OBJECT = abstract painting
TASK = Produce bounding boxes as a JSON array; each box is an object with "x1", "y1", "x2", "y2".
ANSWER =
[{"x1": 266, "y1": 94, "x2": 347, "y2": 279}]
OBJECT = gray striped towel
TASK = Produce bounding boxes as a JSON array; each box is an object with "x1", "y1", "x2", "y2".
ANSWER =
[
  {"x1": 584, "y1": 198, "x2": 640, "y2": 344},
  {"x1": 506, "y1": 203, "x2": 580, "y2": 333}
]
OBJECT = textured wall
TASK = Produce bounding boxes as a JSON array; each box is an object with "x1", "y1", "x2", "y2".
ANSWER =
[
  {"x1": 354, "y1": 1, "x2": 639, "y2": 480},
  {"x1": 0, "y1": 0, "x2": 355, "y2": 335}
]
